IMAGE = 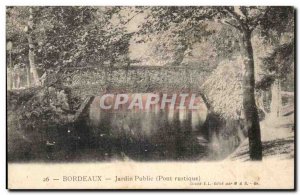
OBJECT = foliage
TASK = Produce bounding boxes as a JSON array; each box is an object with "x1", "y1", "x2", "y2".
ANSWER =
[
  {"x1": 200, "y1": 55, "x2": 244, "y2": 120},
  {"x1": 263, "y1": 42, "x2": 294, "y2": 80},
  {"x1": 8, "y1": 85, "x2": 82, "y2": 131},
  {"x1": 6, "y1": 6, "x2": 133, "y2": 72}
]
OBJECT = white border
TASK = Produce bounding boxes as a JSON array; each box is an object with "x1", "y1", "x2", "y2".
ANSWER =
[
  {"x1": 1, "y1": 0, "x2": 299, "y2": 6},
  {"x1": 1, "y1": 1, "x2": 298, "y2": 194}
]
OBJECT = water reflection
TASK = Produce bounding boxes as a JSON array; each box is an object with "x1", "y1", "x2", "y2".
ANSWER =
[
  {"x1": 8, "y1": 94, "x2": 244, "y2": 162},
  {"x1": 87, "y1": 95, "x2": 210, "y2": 161}
]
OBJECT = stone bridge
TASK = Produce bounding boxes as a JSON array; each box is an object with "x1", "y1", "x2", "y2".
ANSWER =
[
  {"x1": 63, "y1": 65, "x2": 211, "y2": 98},
  {"x1": 66, "y1": 63, "x2": 246, "y2": 140},
  {"x1": 60, "y1": 62, "x2": 245, "y2": 122}
]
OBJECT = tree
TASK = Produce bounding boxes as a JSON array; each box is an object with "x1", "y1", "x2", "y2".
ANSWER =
[
  {"x1": 139, "y1": 6, "x2": 294, "y2": 160},
  {"x1": 259, "y1": 42, "x2": 294, "y2": 118},
  {"x1": 26, "y1": 7, "x2": 40, "y2": 86},
  {"x1": 7, "y1": 6, "x2": 133, "y2": 88},
  {"x1": 135, "y1": 9, "x2": 213, "y2": 66},
  {"x1": 255, "y1": 12, "x2": 294, "y2": 119},
  {"x1": 7, "y1": 7, "x2": 32, "y2": 88},
  {"x1": 6, "y1": 41, "x2": 13, "y2": 90}
]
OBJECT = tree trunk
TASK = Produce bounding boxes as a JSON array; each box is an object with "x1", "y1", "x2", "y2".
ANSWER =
[
  {"x1": 8, "y1": 52, "x2": 13, "y2": 90},
  {"x1": 256, "y1": 92, "x2": 267, "y2": 115},
  {"x1": 26, "y1": 65, "x2": 31, "y2": 87},
  {"x1": 270, "y1": 79, "x2": 282, "y2": 118},
  {"x1": 15, "y1": 69, "x2": 21, "y2": 89},
  {"x1": 8, "y1": 72, "x2": 13, "y2": 90},
  {"x1": 27, "y1": 7, "x2": 40, "y2": 87},
  {"x1": 241, "y1": 30, "x2": 262, "y2": 160},
  {"x1": 28, "y1": 37, "x2": 40, "y2": 86}
]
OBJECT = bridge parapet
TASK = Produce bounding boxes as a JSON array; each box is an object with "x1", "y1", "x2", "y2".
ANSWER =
[{"x1": 64, "y1": 65, "x2": 211, "y2": 98}]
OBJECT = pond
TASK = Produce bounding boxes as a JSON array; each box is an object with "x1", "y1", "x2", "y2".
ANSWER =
[{"x1": 8, "y1": 94, "x2": 243, "y2": 162}]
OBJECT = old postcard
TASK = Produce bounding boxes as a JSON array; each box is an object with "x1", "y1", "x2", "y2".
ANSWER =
[{"x1": 6, "y1": 6, "x2": 295, "y2": 190}]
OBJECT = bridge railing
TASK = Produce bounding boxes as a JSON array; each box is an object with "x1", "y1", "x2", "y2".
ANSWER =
[{"x1": 62, "y1": 65, "x2": 211, "y2": 98}]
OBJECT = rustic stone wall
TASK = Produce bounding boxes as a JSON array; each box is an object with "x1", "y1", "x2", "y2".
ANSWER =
[{"x1": 65, "y1": 66, "x2": 210, "y2": 99}]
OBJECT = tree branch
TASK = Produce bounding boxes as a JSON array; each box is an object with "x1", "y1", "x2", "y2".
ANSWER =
[
  {"x1": 123, "y1": 10, "x2": 144, "y2": 26},
  {"x1": 223, "y1": 7, "x2": 247, "y2": 32},
  {"x1": 249, "y1": 8, "x2": 269, "y2": 31},
  {"x1": 222, "y1": 20, "x2": 243, "y2": 32}
]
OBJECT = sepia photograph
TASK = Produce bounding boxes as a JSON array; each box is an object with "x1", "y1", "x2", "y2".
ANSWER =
[{"x1": 6, "y1": 5, "x2": 295, "y2": 190}]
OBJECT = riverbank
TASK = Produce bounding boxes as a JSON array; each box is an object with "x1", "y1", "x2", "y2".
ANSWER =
[{"x1": 228, "y1": 113, "x2": 294, "y2": 161}]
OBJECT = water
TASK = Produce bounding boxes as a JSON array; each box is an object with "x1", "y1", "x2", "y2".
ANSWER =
[
  {"x1": 86, "y1": 95, "x2": 209, "y2": 161},
  {"x1": 8, "y1": 94, "x2": 243, "y2": 162}
]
